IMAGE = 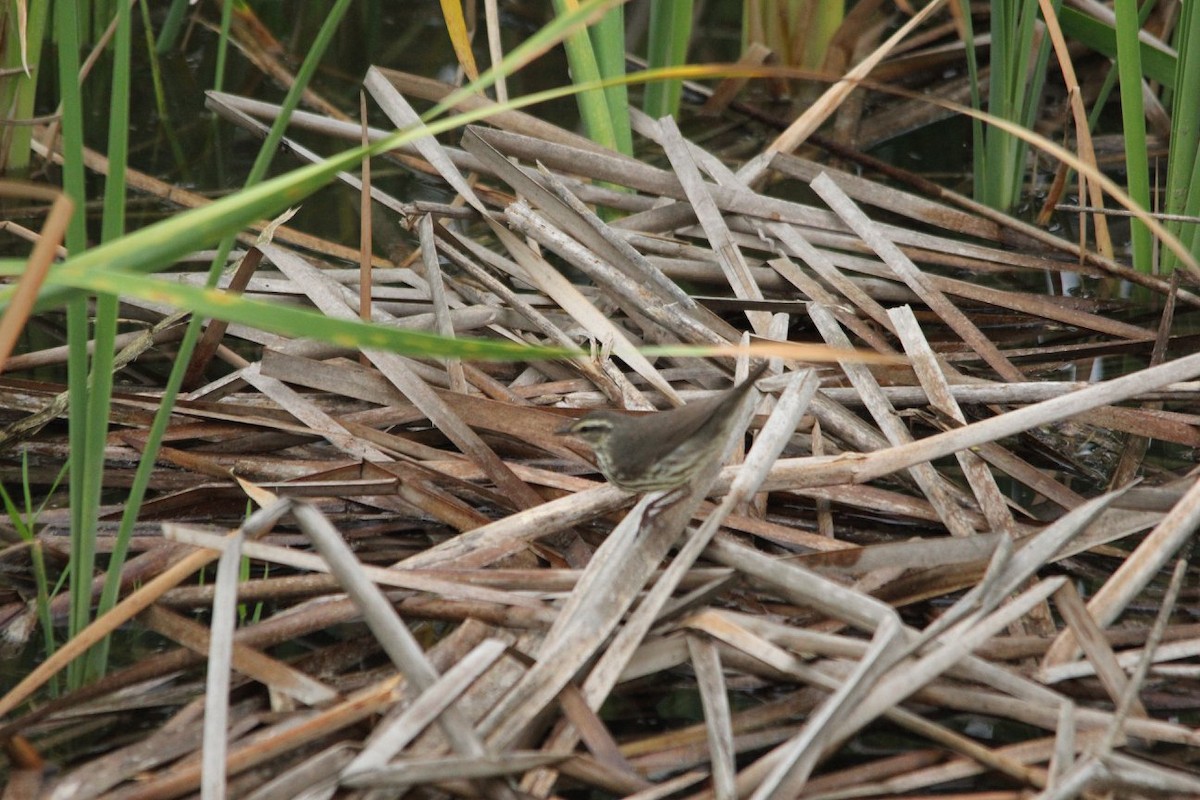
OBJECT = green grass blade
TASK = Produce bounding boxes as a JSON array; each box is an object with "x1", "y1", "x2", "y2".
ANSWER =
[
  {"x1": 213, "y1": 0, "x2": 235, "y2": 92},
  {"x1": 957, "y1": 0, "x2": 986, "y2": 206},
  {"x1": 977, "y1": 0, "x2": 1052, "y2": 209},
  {"x1": 0, "y1": 0, "x2": 50, "y2": 173},
  {"x1": 1113, "y1": 0, "x2": 1153, "y2": 274},
  {"x1": 76, "y1": 0, "x2": 133, "y2": 680},
  {"x1": 589, "y1": 4, "x2": 633, "y2": 155},
  {"x1": 37, "y1": 265, "x2": 580, "y2": 360},
  {"x1": 643, "y1": 0, "x2": 693, "y2": 119},
  {"x1": 54, "y1": 0, "x2": 94, "y2": 692},
  {"x1": 549, "y1": 0, "x2": 620, "y2": 152},
  {"x1": 1058, "y1": 6, "x2": 1176, "y2": 89},
  {"x1": 1163, "y1": 0, "x2": 1200, "y2": 271},
  {"x1": 155, "y1": 0, "x2": 191, "y2": 53},
  {"x1": 6, "y1": 146, "x2": 370, "y2": 313}
]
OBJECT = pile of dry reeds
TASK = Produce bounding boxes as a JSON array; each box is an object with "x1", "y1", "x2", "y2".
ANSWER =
[{"x1": 4, "y1": 66, "x2": 1200, "y2": 799}]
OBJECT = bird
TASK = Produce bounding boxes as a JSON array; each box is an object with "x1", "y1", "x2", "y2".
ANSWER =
[{"x1": 559, "y1": 363, "x2": 769, "y2": 498}]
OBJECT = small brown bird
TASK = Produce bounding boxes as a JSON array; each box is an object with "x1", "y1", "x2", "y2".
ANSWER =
[{"x1": 560, "y1": 364, "x2": 769, "y2": 495}]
